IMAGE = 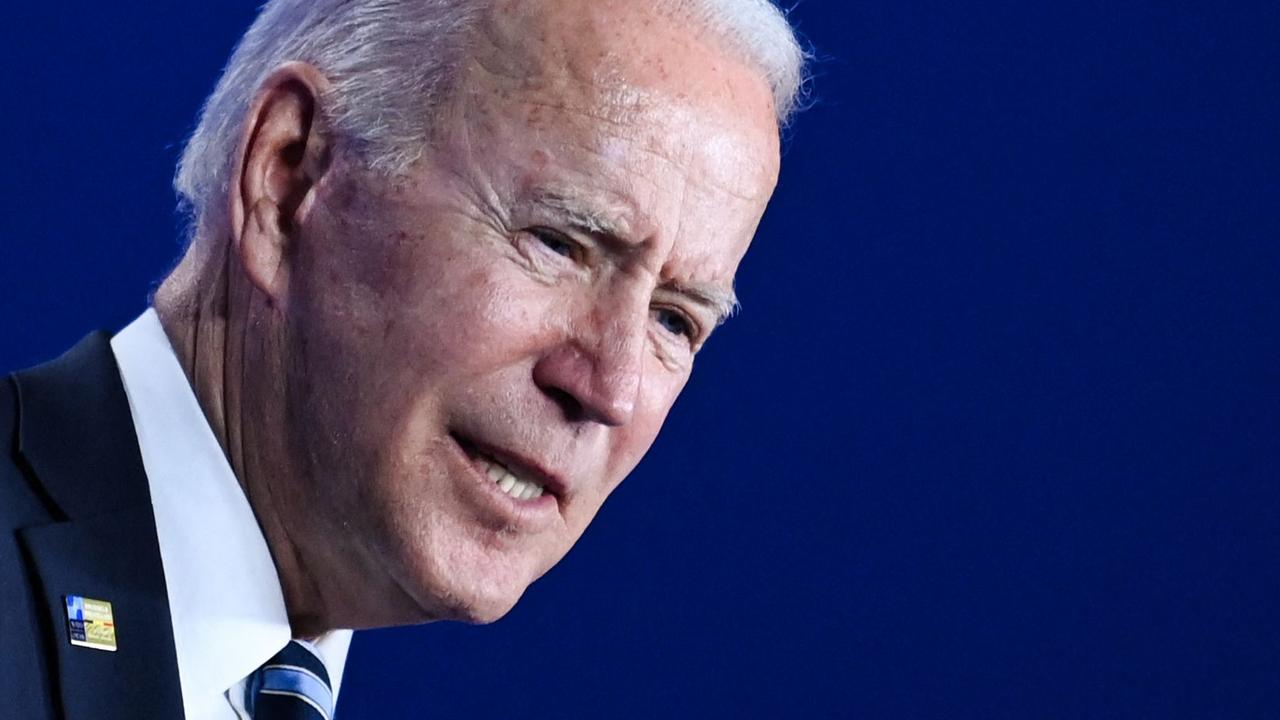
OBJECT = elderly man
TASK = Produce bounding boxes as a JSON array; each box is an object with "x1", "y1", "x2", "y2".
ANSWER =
[{"x1": 0, "y1": 0, "x2": 804, "y2": 718}]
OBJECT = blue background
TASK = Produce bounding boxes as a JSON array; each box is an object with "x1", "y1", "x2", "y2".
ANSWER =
[{"x1": 3, "y1": 2, "x2": 1277, "y2": 717}]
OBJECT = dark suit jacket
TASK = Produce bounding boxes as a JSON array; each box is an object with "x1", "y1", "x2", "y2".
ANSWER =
[{"x1": 1, "y1": 332, "x2": 185, "y2": 720}]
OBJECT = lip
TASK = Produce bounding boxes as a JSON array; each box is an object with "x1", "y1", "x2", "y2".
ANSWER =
[
  {"x1": 448, "y1": 432, "x2": 564, "y2": 533},
  {"x1": 450, "y1": 432, "x2": 570, "y2": 500}
]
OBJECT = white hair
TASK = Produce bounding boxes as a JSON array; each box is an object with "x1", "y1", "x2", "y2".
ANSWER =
[{"x1": 174, "y1": 0, "x2": 807, "y2": 245}]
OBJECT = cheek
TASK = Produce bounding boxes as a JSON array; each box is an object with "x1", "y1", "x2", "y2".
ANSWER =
[{"x1": 388, "y1": 249, "x2": 563, "y2": 378}]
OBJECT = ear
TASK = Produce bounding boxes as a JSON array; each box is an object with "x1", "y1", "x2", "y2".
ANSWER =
[{"x1": 228, "y1": 62, "x2": 333, "y2": 306}]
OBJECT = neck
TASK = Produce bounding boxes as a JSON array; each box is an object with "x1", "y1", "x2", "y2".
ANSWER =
[
  {"x1": 153, "y1": 239, "x2": 332, "y2": 638},
  {"x1": 154, "y1": 244, "x2": 236, "y2": 468}
]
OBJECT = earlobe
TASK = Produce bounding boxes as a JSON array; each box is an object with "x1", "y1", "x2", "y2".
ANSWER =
[
  {"x1": 229, "y1": 62, "x2": 333, "y2": 306},
  {"x1": 242, "y1": 198, "x2": 289, "y2": 301}
]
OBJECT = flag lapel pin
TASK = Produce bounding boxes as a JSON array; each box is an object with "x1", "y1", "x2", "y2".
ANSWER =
[{"x1": 64, "y1": 595, "x2": 117, "y2": 652}]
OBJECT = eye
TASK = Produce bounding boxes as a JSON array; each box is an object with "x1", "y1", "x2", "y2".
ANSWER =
[
  {"x1": 527, "y1": 227, "x2": 580, "y2": 261},
  {"x1": 654, "y1": 307, "x2": 696, "y2": 341}
]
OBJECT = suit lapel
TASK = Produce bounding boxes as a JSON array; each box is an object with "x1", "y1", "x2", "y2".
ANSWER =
[
  {"x1": 13, "y1": 332, "x2": 185, "y2": 720},
  {"x1": 18, "y1": 512, "x2": 186, "y2": 720},
  {"x1": 14, "y1": 332, "x2": 152, "y2": 518}
]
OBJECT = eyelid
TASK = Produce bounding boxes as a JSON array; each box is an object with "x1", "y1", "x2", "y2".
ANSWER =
[
  {"x1": 525, "y1": 225, "x2": 587, "y2": 263},
  {"x1": 653, "y1": 303, "x2": 705, "y2": 349},
  {"x1": 654, "y1": 286, "x2": 720, "y2": 334},
  {"x1": 507, "y1": 227, "x2": 582, "y2": 284}
]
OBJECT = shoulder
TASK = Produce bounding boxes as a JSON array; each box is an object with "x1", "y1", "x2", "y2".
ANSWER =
[
  {"x1": 6, "y1": 332, "x2": 153, "y2": 517},
  {"x1": 0, "y1": 371, "x2": 56, "y2": 529},
  {"x1": 0, "y1": 333, "x2": 180, "y2": 720},
  {"x1": 0, "y1": 375, "x2": 58, "y2": 718}
]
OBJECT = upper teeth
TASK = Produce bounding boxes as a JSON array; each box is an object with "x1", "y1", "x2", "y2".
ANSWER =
[{"x1": 477, "y1": 455, "x2": 545, "y2": 500}]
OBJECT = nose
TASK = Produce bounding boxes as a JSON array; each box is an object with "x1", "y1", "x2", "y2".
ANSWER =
[{"x1": 533, "y1": 303, "x2": 646, "y2": 427}]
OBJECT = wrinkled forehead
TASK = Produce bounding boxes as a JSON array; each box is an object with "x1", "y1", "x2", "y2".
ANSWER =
[
  {"x1": 462, "y1": 0, "x2": 782, "y2": 199},
  {"x1": 476, "y1": 1, "x2": 722, "y2": 96}
]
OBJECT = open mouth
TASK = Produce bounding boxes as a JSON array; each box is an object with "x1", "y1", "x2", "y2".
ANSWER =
[{"x1": 451, "y1": 433, "x2": 553, "y2": 502}]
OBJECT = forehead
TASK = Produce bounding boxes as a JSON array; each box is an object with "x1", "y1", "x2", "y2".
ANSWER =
[{"x1": 438, "y1": 0, "x2": 781, "y2": 281}]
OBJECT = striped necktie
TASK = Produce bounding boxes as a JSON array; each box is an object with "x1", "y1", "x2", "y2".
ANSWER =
[{"x1": 244, "y1": 640, "x2": 335, "y2": 720}]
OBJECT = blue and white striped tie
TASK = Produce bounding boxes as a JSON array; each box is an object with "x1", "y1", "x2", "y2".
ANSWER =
[{"x1": 244, "y1": 640, "x2": 335, "y2": 720}]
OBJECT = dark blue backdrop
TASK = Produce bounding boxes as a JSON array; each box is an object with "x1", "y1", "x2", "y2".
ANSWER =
[{"x1": 3, "y1": 2, "x2": 1277, "y2": 717}]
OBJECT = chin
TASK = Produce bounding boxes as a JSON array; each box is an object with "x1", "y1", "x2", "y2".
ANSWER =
[
  {"x1": 374, "y1": 454, "x2": 567, "y2": 626},
  {"x1": 394, "y1": 532, "x2": 547, "y2": 626},
  {"x1": 425, "y1": 572, "x2": 531, "y2": 625},
  {"x1": 457, "y1": 593, "x2": 524, "y2": 625}
]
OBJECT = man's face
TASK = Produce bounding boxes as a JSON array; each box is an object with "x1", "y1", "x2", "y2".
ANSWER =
[{"x1": 283, "y1": 0, "x2": 781, "y2": 624}]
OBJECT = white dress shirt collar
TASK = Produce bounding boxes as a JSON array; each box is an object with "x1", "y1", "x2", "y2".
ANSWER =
[{"x1": 112, "y1": 309, "x2": 351, "y2": 720}]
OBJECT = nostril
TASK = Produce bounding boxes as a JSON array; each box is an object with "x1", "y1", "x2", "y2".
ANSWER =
[
  {"x1": 532, "y1": 343, "x2": 637, "y2": 426},
  {"x1": 543, "y1": 386, "x2": 587, "y2": 423}
]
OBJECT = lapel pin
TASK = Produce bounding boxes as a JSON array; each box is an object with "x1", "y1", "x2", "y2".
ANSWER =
[{"x1": 64, "y1": 595, "x2": 117, "y2": 652}]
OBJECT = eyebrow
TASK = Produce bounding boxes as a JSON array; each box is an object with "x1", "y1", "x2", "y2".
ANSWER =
[
  {"x1": 530, "y1": 187, "x2": 633, "y2": 241},
  {"x1": 528, "y1": 186, "x2": 742, "y2": 325},
  {"x1": 665, "y1": 280, "x2": 741, "y2": 326}
]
